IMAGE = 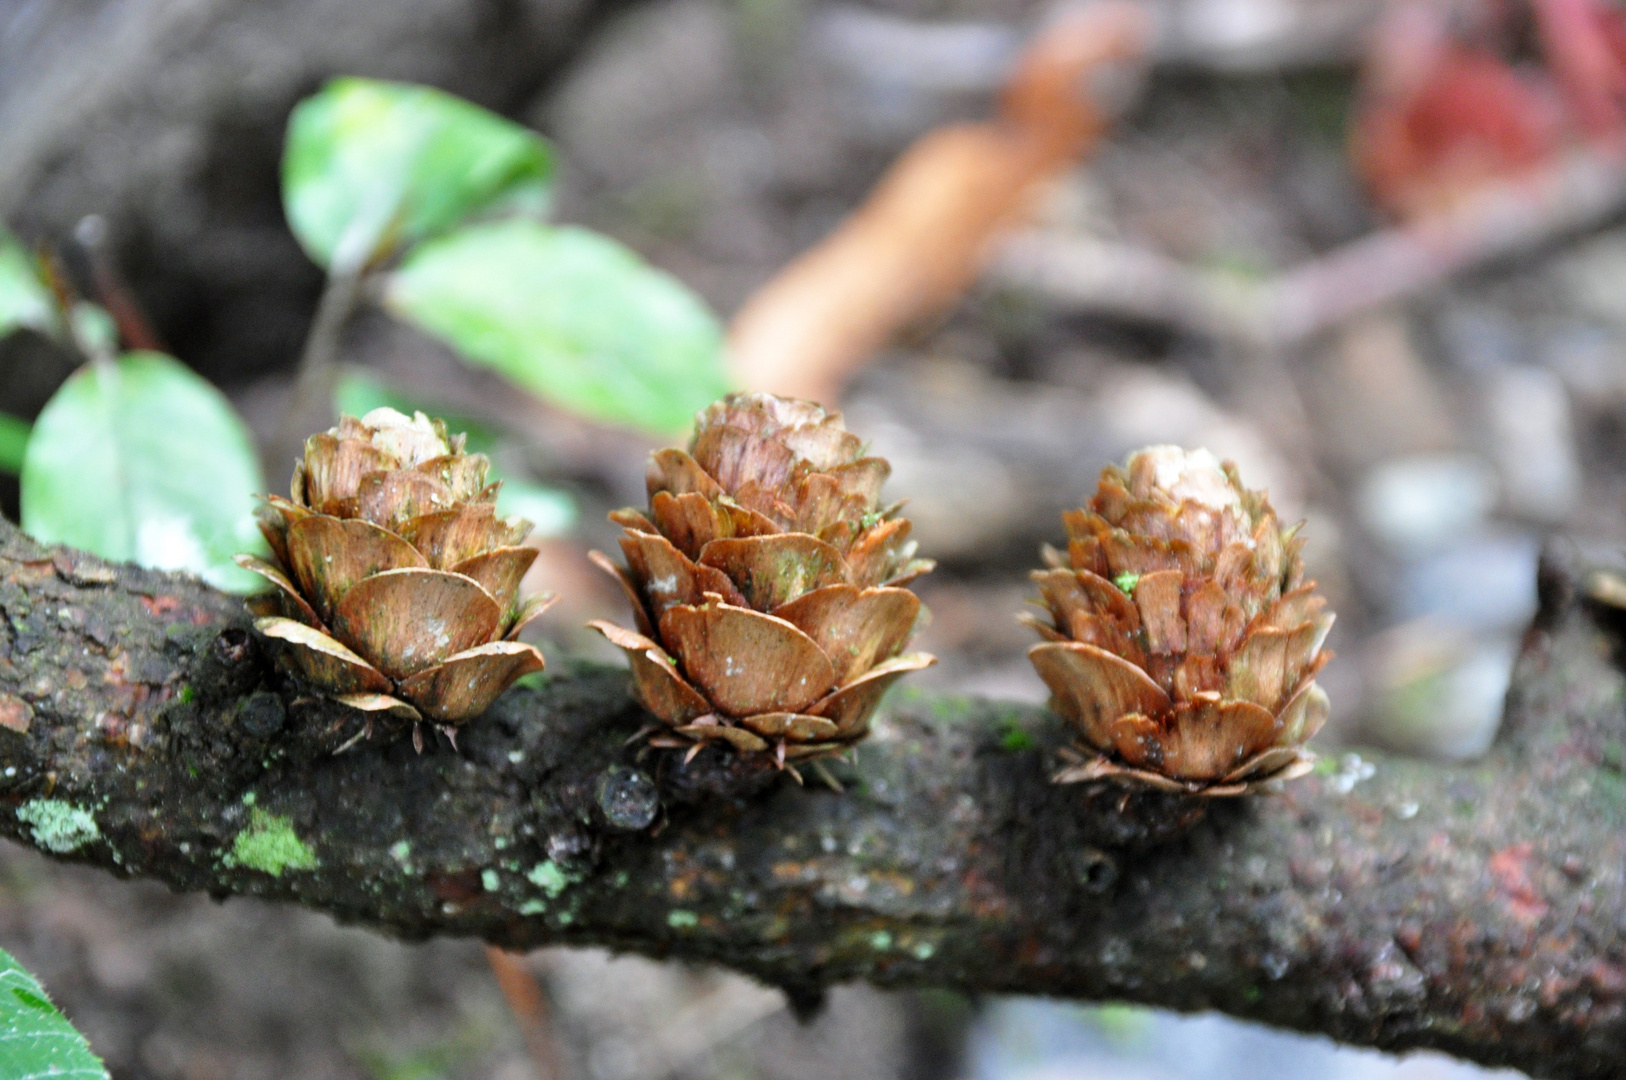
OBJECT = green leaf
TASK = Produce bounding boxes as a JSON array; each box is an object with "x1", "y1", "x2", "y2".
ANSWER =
[
  {"x1": 385, "y1": 221, "x2": 733, "y2": 434},
  {"x1": 0, "y1": 229, "x2": 57, "y2": 341},
  {"x1": 21, "y1": 353, "x2": 266, "y2": 591},
  {"x1": 495, "y1": 478, "x2": 577, "y2": 538},
  {"x1": 0, "y1": 411, "x2": 31, "y2": 474},
  {"x1": 283, "y1": 77, "x2": 554, "y2": 272},
  {"x1": 0, "y1": 947, "x2": 109, "y2": 1080}
]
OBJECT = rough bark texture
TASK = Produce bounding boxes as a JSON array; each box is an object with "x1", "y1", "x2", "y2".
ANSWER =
[{"x1": 2, "y1": 515, "x2": 1626, "y2": 1079}]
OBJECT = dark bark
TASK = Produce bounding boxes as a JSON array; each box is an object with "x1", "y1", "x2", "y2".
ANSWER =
[{"x1": 2, "y1": 515, "x2": 1625, "y2": 1079}]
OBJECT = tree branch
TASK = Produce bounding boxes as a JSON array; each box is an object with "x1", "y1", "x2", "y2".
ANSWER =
[{"x1": 2, "y1": 516, "x2": 1625, "y2": 1079}]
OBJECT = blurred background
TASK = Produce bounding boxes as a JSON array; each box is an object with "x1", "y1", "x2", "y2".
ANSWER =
[{"x1": 3, "y1": 0, "x2": 1625, "y2": 1075}]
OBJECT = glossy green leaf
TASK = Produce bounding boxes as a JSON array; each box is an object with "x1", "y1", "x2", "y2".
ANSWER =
[
  {"x1": 0, "y1": 230, "x2": 57, "y2": 341},
  {"x1": 0, "y1": 411, "x2": 30, "y2": 474},
  {"x1": 385, "y1": 221, "x2": 732, "y2": 434},
  {"x1": 21, "y1": 352, "x2": 266, "y2": 591},
  {"x1": 0, "y1": 947, "x2": 109, "y2": 1080},
  {"x1": 283, "y1": 78, "x2": 554, "y2": 272}
]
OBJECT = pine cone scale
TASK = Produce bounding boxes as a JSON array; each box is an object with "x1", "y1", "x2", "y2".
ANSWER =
[
  {"x1": 593, "y1": 393, "x2": 935, "y2": 767},
  {"x1": 256, "y1": 496, "x2": 310, "y2": 566},
  {"x1": 241, "y1": 408, "x2": 553, "y2": 726},
  {"x1": 589, "y1": 552, "x2": 656, "y2": 637},
  {"x1": 258, "y1": 617, "x2": 394, "y2": 695},
  {"x1": 330, "y1": 567, "x2": 501, "y2": 680},
  {"x1": 396, "y1": 641, "x2": 549, "y2": 722},
  {"x1": 238, "y1": 555, "x2": 319, "y2": 627},
  {"x1": 808, "y1": 652, "x2": 935, "y2": 735},
  {"x1": 1031, "y1": 445, "x2": 1333, "y2": 796},
  {"x1": 285, "y1": 515, "x2": 427, "y2": 623},
  {"x1": 620, "y1": 530, "x2": 748, "y2": 614},
  {"x1": 738, "y1": 711, "x2": 840, "y2": 740},
  {"x1": 771, "y1": 584, "x2": 919, "y2": 685},
  {"x1": 588, "y1": 619, "x2": 712, "y2": 722},
  {"x1": 300, "y1": 434, "x2": 390, "y2": 508},
  {"x1": 659, "y1": 602, "x2": 836, "y2": 716},
  {"x1": 452, "y1": 546, "x2": 540, "y2": 616},
  {"x1": 647, "y1": 449, "x2": 723, "y2": 499},
  {"x1": 1030, "y1": 641, "x2": 1172, "y2": 745},
  {"x1": 399, "y1": 504, "x2": 521, "y2": 568},
  {"x1": 695, "y1": 534, "x2": 849, "y2": 609}
]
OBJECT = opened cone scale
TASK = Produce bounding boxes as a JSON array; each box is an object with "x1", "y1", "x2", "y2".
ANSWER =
[
  {"x1": 1026, "y1": 446, "x2": 1333, "y2": 796},
  {"x1": 590, "y1": 393, "x2": 935, "y2": 768},
  {"x1": 239, "y1": 408, "x2": 554, "y2": 731}
]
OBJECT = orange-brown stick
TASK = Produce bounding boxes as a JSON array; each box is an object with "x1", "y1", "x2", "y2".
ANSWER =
[
  {"x1": 727, "y1": 1, "x2": 1150, "y2": 403},
  {"x1": 486, "y1": 946, "x2": 569, "y2": 1080}
]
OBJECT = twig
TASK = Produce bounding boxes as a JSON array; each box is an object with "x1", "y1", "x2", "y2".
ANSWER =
[
  {"x1": 274, "y1": 267, "x2": 363, "y2": 466},
  {"x1": 990, "y1": 137, "x2": 1626, "y2": 350},
  {"x1": 2, "y1": 516, "x2": 1626, "y2": 1079},
  {"x1": 727, "y1": 1, "x2": 1152, "y2": 402},
  {"x1": 486, "y1": 947, "x2": 569, "y2": 1080},
  {"x1": 72, "y1": 214, "x2": 166, "y2": 353}
]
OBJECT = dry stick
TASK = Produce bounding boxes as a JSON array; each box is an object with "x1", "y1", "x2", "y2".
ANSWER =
[
  {"x1": 727, "y1": 1, "x2": 1153, "y2": 403},
  {"x1": 727, "y1": 0, "x2": 1398, "y2": 406},
  {"x1": 73, "y1": 214, "x2": 167, "y2": 353},
  {"x1": 485, "y1": 946, "x2": 569, "y2": 1080},
  {"x1": 990, "y1": 138, "x2": 1626, "y2": 350}
]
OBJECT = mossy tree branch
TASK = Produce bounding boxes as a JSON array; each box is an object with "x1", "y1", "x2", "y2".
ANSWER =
[{"x1": 2, "y1": 516, "x2": 1625, "y2": 1079}]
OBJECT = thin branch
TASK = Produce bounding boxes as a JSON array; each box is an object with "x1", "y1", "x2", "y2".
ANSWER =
[
  {"x1": 991, "y1": 138, "x2": 1626, "y2": 350},
  {"x1": 1, "y1": 516, "x2": 1625, "y2": 1080},
  {"x1": 275, "y1": 267, "x2": 364, "y2": 466}
]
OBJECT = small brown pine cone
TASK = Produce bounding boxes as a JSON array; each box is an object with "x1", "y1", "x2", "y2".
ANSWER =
[
  {"x1": 1026, "y1": 446, "x2": 1333, "y2": 796},
  {"x1": 590, "y1": 392, "x2": 935, "y2": 768},
  {"x1": 238, "y1": 408, "x2": 554, "y2": 728}
]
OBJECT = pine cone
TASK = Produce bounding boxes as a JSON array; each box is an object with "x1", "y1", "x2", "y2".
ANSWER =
[
  {"x1": 238, "y1": 408, "x2": 553, "y2": 728},
  {"x1": 1026, "y1": 446, "x2": 1333, "y2": 796},
  {"x1": 589, "y1": 392, "x2": 935, "y2": 767}
]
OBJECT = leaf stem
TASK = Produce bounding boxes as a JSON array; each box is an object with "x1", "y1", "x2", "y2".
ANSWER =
[{"x1": 275, "y1": 268, "x2": 364, "y2": 468}]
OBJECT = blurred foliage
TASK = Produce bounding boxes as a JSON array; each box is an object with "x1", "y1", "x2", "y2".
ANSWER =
[
  {"x1": 0, "y1": 946, "x2": 109, "y2": 1080},
  {"x1": 350, "y1": 1011, "x2": 500, "y2": 1080},
  {"x1": 0, "y1": 411, "x2": 31, "y2": 474},
  {"x1": 0, "y1": 229, "x2": 58, "y2": 339},
  {"x1": 387, "y1": 221, "x2": 730, "y2": 434},
  {"x1": 283, "y1": 78, "x2": 554, "y2": 273},
  {"x1": 289, "y1": 76, "x2": 730, "y2": 435},
  {"x1": 4, "y1": 74, "x2": 727, "y2": 589},
  {"x1": 21, "y1": 352, "x2": 265, "y2": 591},
  {"x1": 1079, "y1": 1002, "x2": 1155, "y2": 1048}
]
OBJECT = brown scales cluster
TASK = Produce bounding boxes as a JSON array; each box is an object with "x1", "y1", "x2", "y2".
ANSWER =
[
  {"x1": 1026, "y1": 446, "x2": 1333, "y2": 796},
  {"x1": 590, "y1": 392, "x2": 935, "y2": 772},
  {"x1": 239, "y1": 408, "x2": 554, "y2": 745}
]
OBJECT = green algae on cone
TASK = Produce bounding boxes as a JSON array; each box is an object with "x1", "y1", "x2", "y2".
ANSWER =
[
  {"x1": 240, "y1": 408, "x2": 554, "y2": 729},
  {"x1": 590, "y1": 392, "x2": 935, "y2": 770},
  {"x1": 1026, "y1": 445, "x2": 1333, "y2": 796}
]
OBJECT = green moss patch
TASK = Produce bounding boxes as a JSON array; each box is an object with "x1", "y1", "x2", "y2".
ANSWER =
[
  {"x1": 229, "y1": 809, "x2": 317, "y2": 876},
  {"x1": 16, "y1": 799, "x2": 100, "y2": 853},
  {"x1": 527, "y1": 860, "x2": 569, "y2": 897}
]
